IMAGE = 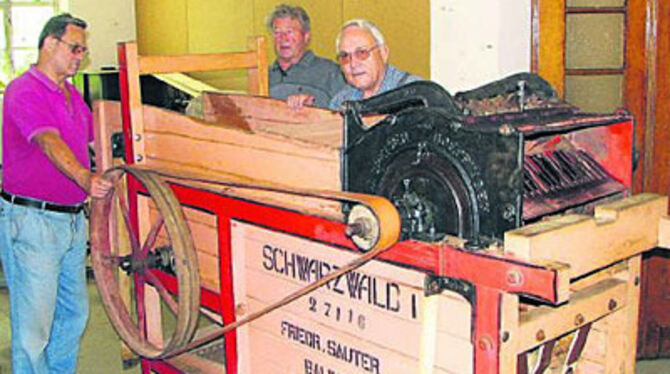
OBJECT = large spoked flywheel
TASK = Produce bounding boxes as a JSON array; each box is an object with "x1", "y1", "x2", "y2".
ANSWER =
[{"x1": 89, "y1": 166, "x2": 200, "y2": 359}]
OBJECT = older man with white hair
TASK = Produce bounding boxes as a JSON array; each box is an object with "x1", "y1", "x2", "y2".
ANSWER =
[
  {"x1": 329, "y1": 19, "x2": 421, "y2": 109},
  {"x1": 288, "y1": 19, "x2": 420, "y2": 111}
]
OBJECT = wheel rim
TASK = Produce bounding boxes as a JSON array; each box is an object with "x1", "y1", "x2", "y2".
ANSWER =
[{"x1": 90, "y1": 166, "x2": 200, "y2": 358}]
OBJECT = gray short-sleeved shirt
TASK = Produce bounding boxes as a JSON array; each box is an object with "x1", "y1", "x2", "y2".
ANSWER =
[
  {"x1": 329, "y1": 64, "x2": 421, "y2": 110},
  {"x1": 269, "y1": 51, "x2": 346, "y2": 108}
]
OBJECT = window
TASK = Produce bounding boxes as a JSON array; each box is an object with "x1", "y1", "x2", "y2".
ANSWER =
[
  {"x1": 1, "y1": 0, "x2": 60, "y2": 160},
  {"x1": 1, "y1": 0, "x2": 60, "y2": 92},
  {"x1": 531, "y1": 0, "x2": 627, "y2": 113}
]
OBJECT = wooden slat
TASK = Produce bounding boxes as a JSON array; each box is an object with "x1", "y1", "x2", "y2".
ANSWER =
[
  {"x1": 617, "y1": 256, "x2": 642, "y2": 373},
  {"x1": 659, "y1": 215, "x2": 670, "y2": 248},
  {"x1": 505, "y1": 194, "x2": 667, "y2": 277},
  {"x1": 498, "y1": 293, "x2": 520, "y2": 374},
  {"x1": 202, "y1": 92, "x2": 342, "y2": 126},
  {"x1": 518, "y1": 278, "x2": 627, "y2": 352},
  {"x1": 247, "y1": 36, "x2": 268, "y2": 96},
  {"x1": 142, "y1": 103, "x2": 341, "y2": 157},
  {"x1": 145, "y1": 133, "x2": 341, "y2": 190},
  {"x1": 149, "y1": 204, "x2": 221, "y2": 290},
  {"x1": 138, "y1": 52, "x2": 259, "y2": 75},
  {"x1": 122, "y1": 43, "x2": 147, "y2": 165}
]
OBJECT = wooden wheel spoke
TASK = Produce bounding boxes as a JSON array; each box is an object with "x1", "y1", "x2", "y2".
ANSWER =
[
  {"x1": 115, "y1": 186, "x2": 141, "y2": 253},
  {"x1": 141, "y1": 216, "x2": 164, "y2": 257},
  {"x1": 144, "y1": 270, "x2": 179, "y2": 315}
]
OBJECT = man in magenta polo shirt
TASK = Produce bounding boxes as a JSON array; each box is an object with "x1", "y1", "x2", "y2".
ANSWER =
[{"x1": 0, "y1": 13, "x2": 112, "y2": 373}]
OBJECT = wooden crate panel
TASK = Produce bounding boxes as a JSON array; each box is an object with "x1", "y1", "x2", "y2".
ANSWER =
[
  {"x1": 145, "y1": 131, "x2": 341, "y2": 189},
  {"x1": 230, "y1": 220, "x2": 474, "y2": 374},
  {"x1": 243, "y1": 302, "x2": 470, "y2": 374},
  {"x1": 142, "y1": 102, "x2": 340, "y2": 157},
  {"x1": 505, "y1": 194, "x2": 667, "y2": 277},
  {"x1": 518, "y1": 278, "x2": 626, "y2": 351}
]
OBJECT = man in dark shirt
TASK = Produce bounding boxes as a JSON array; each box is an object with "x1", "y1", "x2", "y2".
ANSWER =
[{"x1": 268, "y1": 4, "x2": 345, "y2": 108}]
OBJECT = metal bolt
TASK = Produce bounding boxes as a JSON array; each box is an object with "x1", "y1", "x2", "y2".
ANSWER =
[
  {"x1": 608, "y1": 299, "x2": 618, "y2": 311},
  {"x1": 134, "y1": 133, "x2": 142, "y2": 141},
  {"x1": 478, "y1": 336, "x2": 494, "y2": 351},
  {"x1": 506, "y1": 269, "x2": 524, "y2": 287},
  {"x1": 501, "y1": 331, "x2": 510, "y2": 343},
  {"x1": 634, "y1": 276, "x2": 640, "y2": 286},
  {"x1": 536, "y1": 330, "x2": 546, "y2": 342},
  {"x1": 135, "y1": 154, "x2": 144, "y2": 162},
  {"x1": 574, "y1": 314, "x2": 585, "y2": 326}
]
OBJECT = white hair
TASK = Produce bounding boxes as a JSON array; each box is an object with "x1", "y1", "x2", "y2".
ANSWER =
[{"x1": 335, "y1": 19, "x2": 385, "y2": 52}]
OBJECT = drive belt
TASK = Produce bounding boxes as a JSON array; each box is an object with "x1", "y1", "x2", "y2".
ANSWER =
[{"x1": 100, "y1": 165, "x2": 401, "y2": 358}]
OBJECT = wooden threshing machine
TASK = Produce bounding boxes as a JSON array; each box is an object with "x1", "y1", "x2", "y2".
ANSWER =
[{"x1": 90, "y1": 40, "x2": 670, "y2": 374}]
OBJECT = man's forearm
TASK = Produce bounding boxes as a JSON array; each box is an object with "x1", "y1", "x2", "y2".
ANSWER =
[{"x1": 33, "y1": 131, "x2": 91, "y2": 193}]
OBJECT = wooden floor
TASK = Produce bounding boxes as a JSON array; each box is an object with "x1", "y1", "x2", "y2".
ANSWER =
[{"x1": 0, "y1": 266, "x2": 668, "y2": 374}]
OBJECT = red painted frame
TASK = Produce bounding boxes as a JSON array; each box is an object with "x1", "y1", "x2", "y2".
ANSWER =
[{"x1": 128, "y1": 181, "x2": 562, "y2": 374}]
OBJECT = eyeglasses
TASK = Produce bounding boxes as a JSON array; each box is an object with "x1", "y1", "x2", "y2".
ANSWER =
[
  {"x1": 56, "y1": 38, "x2": 88, "y2": 55},
  {"x1": 337, "y1": 45, "x2": 379, "y2": 65}
]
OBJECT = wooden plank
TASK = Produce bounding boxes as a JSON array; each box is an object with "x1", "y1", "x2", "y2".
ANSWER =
[
  {"x1": 498, "y1": 293, "x2": 520, "y2": 374},
  {"x1": 142, "y1": 103, "x2": 341, "y2": 159},
  {"x1": 245, "y1": 300, "x2": 470, "y2": 374},
  {"x1": 138, "y1": 51, "x2": 260, "y2": 75},
  {"x1": 518, "y1": 278, "x2": 627, "y2": 352},
  {"x1": 659, "y1": 215, "x2": 670, "y2": 248},
  {"x1": 617, "y1": 255, "x2": 642, "y2": 373},
  {"x1": 145, "y1": 132, "x2": 341, "y2": 190},
  {"x1": 230, "y1": 220, "x2": 474, "y2": 374},
  {"x1": 202, "y1": 91, "x2": 342, "y2": 126},
  {"x1": 146, "y1": 160, "x2": 345, "y2": 220},
  {"x1": 505, "y1": 194, "x2": 667, "y2": 277},
  {"x1": 247, "y1": 36, "x2": 268, "y2": 96},
  {"x1": 149, "y1": 205, "x2": 221, "y2": 290},
  {"x1": 151, "y1": 206, "x2": 219, "y2": 258},
  {"x1": 122, "y1": 43, "x2": 147, "y2": 165}
]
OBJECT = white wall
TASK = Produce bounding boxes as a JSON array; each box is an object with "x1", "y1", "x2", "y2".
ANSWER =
[
  {"x1": 67, "y1": 0, "x2": 136, "y2": 70},
  {"x1": 431, "y1": 0, "x2": 531, "y2": 93}
]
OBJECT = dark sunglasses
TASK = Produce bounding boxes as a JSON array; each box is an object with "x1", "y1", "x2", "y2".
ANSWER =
[
  {"x1": 56, "y1": 37, "x2": 88, "y2": 55},
  {"x1": 337, "y1": 45, "x2": 379, "y2": 65}
]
